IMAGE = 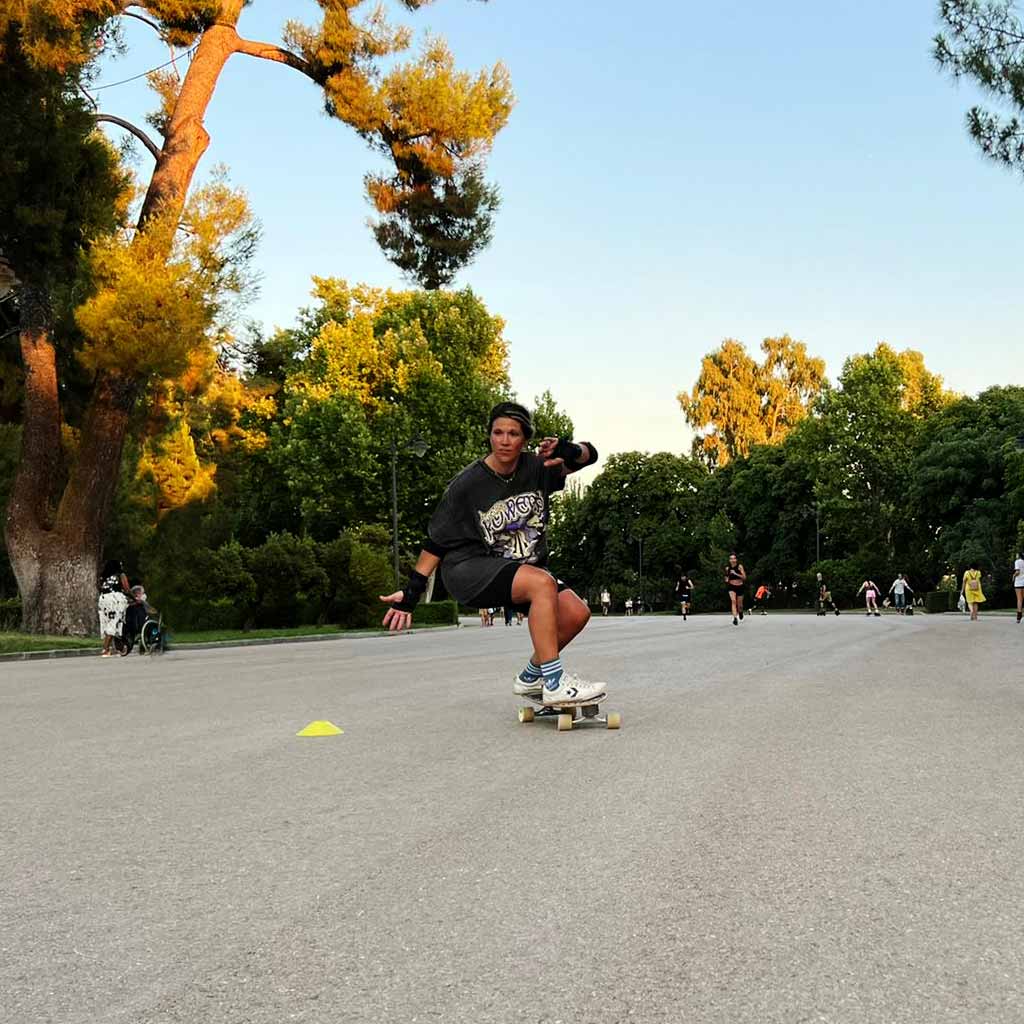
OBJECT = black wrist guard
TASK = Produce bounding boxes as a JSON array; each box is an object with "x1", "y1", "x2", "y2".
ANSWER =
[
  {"x1": 394, "y1": 570, "x2": 429, "y2": 613},
  {"x1": 552, "y1": 439, "x2": 598, "y2": 469},
  {"x1": 552, "y1": 438, "x2": 584, "y2": 464}
]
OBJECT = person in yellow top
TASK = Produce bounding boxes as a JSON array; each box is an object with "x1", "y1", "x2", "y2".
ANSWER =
[{"x1": 961, "y1": 562, "x2": 986, "y2": 621}]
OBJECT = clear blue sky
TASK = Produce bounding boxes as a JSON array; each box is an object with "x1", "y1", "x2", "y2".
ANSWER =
[{"x1": 98, "y1": 0, "x2": 1024, "y2": 458}]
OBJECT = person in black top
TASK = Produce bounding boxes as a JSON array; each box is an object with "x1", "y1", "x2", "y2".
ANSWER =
[
  {"x1": 725, "y1": 552, "x2": 746, "y2": 626},
  {"x1": 675, "y1": 571, "x2": 695, "y2": 620},
  {"x1": 381, "y1": 402, "x2": 604, "y2": 706}
]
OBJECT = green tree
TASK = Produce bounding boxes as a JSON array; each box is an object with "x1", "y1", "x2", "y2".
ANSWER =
[
  {"x1": 909, "y1": 386, "x2": 1024, "y2": 588},
  {"x1": 678, "y1": 335, "x2": 826, "y2": 468},
  {"x1": 548, "y1": 451, "x2": 707, "y2": 607},
  {"x1": 2, "y1": 1, "x2": 513, "y2": 634},
  {"x1": 935, "y1": 1, "x2": 1024, "y2": 173},
  {"x1": 812, "y1": 344, "x2": 951, "y2": 568},
  {"x1": 531, "y1": 389, "x2": 574, "y2": 440},
  {"x1": 275, "y1": 280, "x2": 511, "y2": 547}
]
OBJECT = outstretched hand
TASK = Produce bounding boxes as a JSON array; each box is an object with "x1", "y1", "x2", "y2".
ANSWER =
[
  {"x1": 536, "y1": 436, "x2": 564, "y2": 468},
  {"x1": 379, "y1": 592, "x2": 412, "y2": 632}
]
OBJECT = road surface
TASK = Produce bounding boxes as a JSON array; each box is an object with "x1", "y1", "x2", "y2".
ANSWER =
[{"x1": 2, "y1": 612, "x2": 1022, "y2": 1023}]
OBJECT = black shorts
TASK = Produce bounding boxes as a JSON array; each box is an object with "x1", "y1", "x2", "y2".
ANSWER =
[
  {"x1": 468, "y1": 562, "x2": 568, "y2": 614},
  {"x1": 678, "y1": 592, "x2": 691, "y2": 603}
]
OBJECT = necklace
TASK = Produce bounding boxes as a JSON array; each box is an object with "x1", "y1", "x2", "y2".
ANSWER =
[{"x1": 484, "y1": 457, "x2": 517, "y2": 483}]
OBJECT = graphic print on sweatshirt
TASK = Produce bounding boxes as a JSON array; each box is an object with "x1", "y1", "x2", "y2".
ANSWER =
[{"x1": 478, "y1": 491, "x2": 545, "y2": 561}]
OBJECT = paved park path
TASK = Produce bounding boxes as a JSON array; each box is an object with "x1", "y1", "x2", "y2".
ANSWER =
[{"x1": 2, "y1": 613, "x2": 1022, "y2": 1023}]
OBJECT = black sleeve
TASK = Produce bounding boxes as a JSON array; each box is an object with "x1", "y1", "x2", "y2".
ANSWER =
[{"x1": 423, "y1": 538, "x2": 448, "y2": 558}]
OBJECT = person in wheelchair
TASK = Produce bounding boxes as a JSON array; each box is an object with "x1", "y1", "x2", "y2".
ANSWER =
[{"x1": 121, "y1": 585, "x2": 167, "y2": 655}]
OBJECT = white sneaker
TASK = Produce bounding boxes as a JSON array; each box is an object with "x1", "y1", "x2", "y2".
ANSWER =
[
  {"x1": 512, "y1": 671, "x2": 543, "y2": 697},
  {"x1": 542, "y1": 672, "x2": 606, "y2": 705}
]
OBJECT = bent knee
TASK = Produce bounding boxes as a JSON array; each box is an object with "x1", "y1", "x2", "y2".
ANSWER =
[{"x1": 513, "y1": 566, "x2": 558, "y2": 600}]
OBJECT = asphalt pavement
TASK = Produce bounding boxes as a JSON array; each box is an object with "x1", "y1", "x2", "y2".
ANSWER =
[{"x1": 2, "y1": 612, "x2": 1022, "y2": 1023}]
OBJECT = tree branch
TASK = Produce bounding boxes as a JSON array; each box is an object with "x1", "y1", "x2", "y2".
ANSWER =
[
  {"x1": 233, "y1": 35, "x2": 311, "y2": 76},
  {"x1": 95, "y1": 113, "x2": 162, "y2": 161},
  {"x1": 121, "y1": 9, "x2": 163, "y2": 36}
]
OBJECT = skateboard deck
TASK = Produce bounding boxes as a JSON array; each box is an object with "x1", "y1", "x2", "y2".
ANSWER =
[{"x1": 518, "y1": 692, "x2": 621, "y2": 731}]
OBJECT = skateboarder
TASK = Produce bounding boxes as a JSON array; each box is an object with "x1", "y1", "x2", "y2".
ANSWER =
[
  {"x1": 380, "y1": 401, "x2": 604, "y2": 705},
  {"x1": 753, "y1": 582, "x2": 771, "y2": 615}
]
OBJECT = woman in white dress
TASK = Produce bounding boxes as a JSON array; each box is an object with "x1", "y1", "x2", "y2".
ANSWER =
[
  {"x1": 98, "y1": 559, "x2": 130, "y2": 656},
  {"x1": 1013, "y1": 551, "x2": 1024, "y2": 624}
]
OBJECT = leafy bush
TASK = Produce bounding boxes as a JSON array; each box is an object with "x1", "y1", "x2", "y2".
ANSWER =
[
  {"x1": 414, "y1": 600, "x2": 458, "y2": 626},
  {"x1": 245, "y1": 532, "x2": 328, "y2": 628}
]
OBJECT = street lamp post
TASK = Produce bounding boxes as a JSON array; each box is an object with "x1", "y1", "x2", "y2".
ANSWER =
[{"x1": 390, "y1": 435, "x2": 429, "y2": 589}]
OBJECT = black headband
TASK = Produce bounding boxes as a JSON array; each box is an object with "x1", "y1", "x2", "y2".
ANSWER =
[{"x1": 488, "y1": 402, "x2": 534, "y2": 439}]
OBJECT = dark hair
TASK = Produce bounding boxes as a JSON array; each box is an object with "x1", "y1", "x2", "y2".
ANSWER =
[
  {"x1": 969, "y1": 561, "x2": 980, "y2": 571},
  {"x1": 488, "y1": 401, "x2": 534, "y2": 439},
  {"x1": 102, "y1": 559, "x2": 122, "y2": 578},
  {"x1": 728, "y1": 552, "x2": 738, "y2": 560}
]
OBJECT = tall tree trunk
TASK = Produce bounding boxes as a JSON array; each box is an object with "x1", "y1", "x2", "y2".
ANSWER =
[
  {"x1": 7, "y1": 4, "x2": 247, "y2": 634},
  {"x1": 3, "y1": 285, "x2": 97, "y2": 634}
]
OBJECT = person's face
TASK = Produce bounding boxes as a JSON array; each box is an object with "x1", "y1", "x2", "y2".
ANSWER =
[
  {"x1": 490, "y1": 417, "x2": 526, "y2": 459},
  {"x1": 729, "y1": 555, "x2": 737, "y2": 566}
]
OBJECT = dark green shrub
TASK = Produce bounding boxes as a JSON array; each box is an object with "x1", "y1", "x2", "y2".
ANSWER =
[
  {"x1": 246, "y1": 532, "x2": 328, "y2": 628},
  {"x1": 414, "y1": 600, "x2": 458, "y2": 626}
]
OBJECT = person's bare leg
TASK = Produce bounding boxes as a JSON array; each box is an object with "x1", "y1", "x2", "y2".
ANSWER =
[
  {"x1": 511, "y1": 566, "x2": 559, "y2": 664},
  {"x1": 729, "y1": 592, "x2": 738, "y2": 621},
  {"x1": 549, "y1": 589, "x2": 590, "y2": 656}
]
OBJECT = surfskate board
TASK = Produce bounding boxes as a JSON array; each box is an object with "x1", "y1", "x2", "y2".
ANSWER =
[{"x1": 517, "y1": 692, "x2": 621, "y2": 732}]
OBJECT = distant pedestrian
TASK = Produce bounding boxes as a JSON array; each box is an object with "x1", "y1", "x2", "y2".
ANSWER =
[
  {"x1": 625, "y1": 597, "x2": 633, "y2": 617},
  {"x1": 600, "y1": 587, "x2": 611, "y2": 616},
  {"x1": 857, "y1": 579, "x2": 882, "y2": 617},
  {"x1": 962, "y1": 563, "x2": 986, "y2": 621},
  {"x1": 675, "y1": 571, "x2": 695, "y2": 620},
  {"x1": 888, "y1": 574, "x2": 913, "y2": 614},
  {"x1": 725, "y1": 553, "x2": 746, "y2": 625},
  {"x1": 98, "y1": 559, "x2": 130, "y2": 657},
  {"x1": 754, "y1": 583, "x2": 771, "y2": 615},
  {"x1": 1013, "y1": 552, "x2": 1024, "y2": 624}
]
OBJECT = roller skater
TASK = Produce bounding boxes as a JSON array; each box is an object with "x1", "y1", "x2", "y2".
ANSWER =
[
  {"x1": 857, "y1": 578, "x2": 882, "y2": 616},
  {"x1": 816, "y1": 573, "x2": 840, "y2": 615},
  {"x1": 381, "y1": 402, "x2": 604, "y2": 705}
]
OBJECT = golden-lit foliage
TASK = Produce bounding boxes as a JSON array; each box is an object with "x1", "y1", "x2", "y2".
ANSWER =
[
  {"x1": 283, "y1": 2, "x2": 513, "y2": 217},
  {"x1": 0, "y1": 1, "x2": 120, "y2": 71},
  {"x1": 137, "y1": 418, "x2": 217, "y2": 515},
  {"x1": 679, "y1": 335, "x2": 827, "y2": 468},
  {"x1": 288, "y1": 279, "x2": 445, "y2": 409},
  {"x1": 74, "y1": 173, "x2": 257, "y2": 380}
]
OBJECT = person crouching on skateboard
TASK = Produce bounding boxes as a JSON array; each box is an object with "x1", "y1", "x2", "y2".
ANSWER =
[{"x1": 380, "y1": 402, "x2": 604, "y2": 706}]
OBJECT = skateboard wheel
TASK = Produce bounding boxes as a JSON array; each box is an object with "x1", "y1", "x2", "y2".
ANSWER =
[
  {"x1": 556, "y1": 713, "x2": 573, "y2": 732},
  {"x1": 606, "y1": 712, "x2": 621, "y2": 730},
  {"x1": 518, "y1": 706, "x2": 535, "y2": 724}
]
